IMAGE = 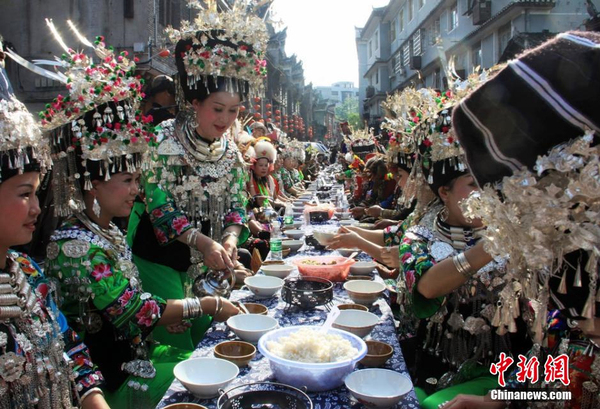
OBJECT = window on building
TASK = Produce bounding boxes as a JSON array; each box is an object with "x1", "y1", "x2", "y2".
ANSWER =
[
  {"x1": 419, "y1": 0, "x2": 426, "y2": 9},
  {"x1": 498, "y1": 23, "x2": 512, "y2": 58},
  {"x1": 399, "y1": 9, "x2": 405, "y2": 32},
  {"x1": 403, "y1": 43, "x2": 411, "y2": 67},
  {"x1": 159, "y1": 0, "x2": 180, "y2": 27},
  {"x1": 448, "y1": 2, "x2": 458, "y2": 32},
  {"x1": 391, "y1": 18, "x2": 397, "y2": 42},
  {"x1": 375, "y1": 31, "x2": 379, "y2": 50},
  {"x1": 375, "y1": 71, "x2": 379, "y2": 85},
  {"x1": 472, "y1": 42, "x2": 482, "y2": 69},
  {"x1": 393, "y1": 53, "x2": 402, "y2": 74},
  {"x1": 409, "y1": 0, "x2": 414, "y2": 21},
  {"x1": 413, "y1": 29, "x2": 423, "y2": 56},
  {"x1": 368, "y1": 40, "x2": 372, "y2": 58},
  {"x1": 331, "y1": 91, "x2": 339, "y2": 96},
  {"x1": 124, "y1": 0, "x2": 134, "y2": 18}
]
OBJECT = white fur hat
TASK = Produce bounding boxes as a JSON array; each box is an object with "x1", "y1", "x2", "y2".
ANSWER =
[{"x1": 253, "y1": 139, "x2": 277, "y2": 163}]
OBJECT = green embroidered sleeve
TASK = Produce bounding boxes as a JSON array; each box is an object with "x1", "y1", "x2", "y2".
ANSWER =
[
  {"x1": 224, "y1": 164, "x2": 250, "y2": 245},
  {"x1": 47, "y1": 224, "x2": 167, "y2": 342},
  {"x1": 143, "y1": 125, "x2": 193, "y2": 245},
  {"x1": 144, "y1": 167, "x2": 193, "y2": 246},
  {"x1": 397, "y1": 227, "x2": 445, "y2": 319}
]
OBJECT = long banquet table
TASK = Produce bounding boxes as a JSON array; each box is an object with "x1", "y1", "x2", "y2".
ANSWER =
[{"x1": 157, "y1": 202, "x2": 419, "y2": 409}]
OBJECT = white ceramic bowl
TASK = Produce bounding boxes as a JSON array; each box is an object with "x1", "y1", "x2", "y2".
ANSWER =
[
  {"x1": 350, "y1": 261, "x2": 377, "y2": 276},
  {"x1": 292, "y1": 205, "x2": 305, "y2": 212},
  {"x1": 332, "y1": 310, "x2": 379, "y2": 338},
  {"x1": 337, "y1": 248, "x2": 359, "y2": 257},
  {"x1": 173, "y1": 357, "x2": 239, "y2": 398},
  {"x1": 283, "y1": 221, "x2": 303, "y2": 230},
  {"x1": 345, "y1": 369, "x2": 413, "y2": 408},
  {"x1": 313, "y1": 231, "x2": 336, "y2": 246},
  {"x1": 343, "y1": 280, "x2": 386, "y2": 306},
  {"x1": 260, "y1": 264, "x2": 295, "y2": 279},
  {"x1": 244, "y1": 275, "x2": 284, "y2": 298},
  {"x1": 226, "y1": 314, "x2": 279, "y2": 343},
  {"x1": 284, "y1": 229, "x2": 305, "y2": 240},
  {"x1": 339, "y1": 219, "x2": 357, "y2": 227},
  {"x1": 258, "y1": 325, "x2": 367, "y2": 392},
  {"x1": 281, "y1": 239, "x2": 303, "y2": 252}
]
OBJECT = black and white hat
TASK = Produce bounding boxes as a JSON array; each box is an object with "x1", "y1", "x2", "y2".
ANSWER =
[{"x1": 452, "y1": 31, "x2": 600, "y2": 187}]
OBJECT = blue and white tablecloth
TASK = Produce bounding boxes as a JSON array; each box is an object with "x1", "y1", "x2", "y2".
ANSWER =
[{"x1": 157, "y1": 218, "x2": 419, "y2": 408}]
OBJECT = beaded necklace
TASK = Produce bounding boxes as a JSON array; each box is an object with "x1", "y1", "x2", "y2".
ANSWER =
[
  {"x1": 433, "y1": 210, "x2": 484, "y2": 250},
  {"x1": 154, "y1": 116, "x2": 245, "y2": 241}
]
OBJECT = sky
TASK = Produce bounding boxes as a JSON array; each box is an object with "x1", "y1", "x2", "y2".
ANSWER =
[{"x1": 271, "y1": 0, "x2": 390, "y2": 87}]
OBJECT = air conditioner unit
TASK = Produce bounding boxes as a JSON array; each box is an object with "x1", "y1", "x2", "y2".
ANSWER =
[
  {"x1": 410, "y1": 56, "x2": 422, "y2": 70},
  {"x1": 366, "y1": 86, "x2": 375, "y2": 98},
  {"x1": 473, "y1": 1, "x2": 492, "y2": 25}
]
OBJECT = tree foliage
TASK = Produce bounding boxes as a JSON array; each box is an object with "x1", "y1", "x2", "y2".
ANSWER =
[{"x1": 335, "y1": 96, "x2": 361, "y2": 129}]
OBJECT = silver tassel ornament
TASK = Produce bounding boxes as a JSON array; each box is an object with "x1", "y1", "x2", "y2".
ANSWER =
[
  {"x1": 574, "y1": 261, "x2": 583, "y2": 287},
  {"x1": 557, "y1": 268, "x2": 568, "y2": 294}
]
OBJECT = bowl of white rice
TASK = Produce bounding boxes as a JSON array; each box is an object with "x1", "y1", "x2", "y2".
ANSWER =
[{"x1": 257, "y1": 326, "x2": 367, "y2": 392}]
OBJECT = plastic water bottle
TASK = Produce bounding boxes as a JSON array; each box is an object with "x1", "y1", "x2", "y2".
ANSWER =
[
  {"x1": 340, "y1": 193, "x2": 349, "y2": 213},
  {"x1": 284, "y1": 203, "x2": 294, "y2": 227},
  {"x1": 270, "y1": 218, "x2": 283, "y2": 260}
]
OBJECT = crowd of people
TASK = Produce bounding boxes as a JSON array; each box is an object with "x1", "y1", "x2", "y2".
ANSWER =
[{"x1": 0, "y1": 1, "x2": 598, "y2": 409}]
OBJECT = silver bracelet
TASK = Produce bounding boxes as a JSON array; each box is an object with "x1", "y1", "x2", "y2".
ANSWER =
[
  {"x1": 213, "y1": 296, "x2": 221, "y2": 317},
  {"x1": 216, "y1": 296, "x2": 224, "y2": 316},
  {"x1": 182, "y1": 297, "x2": 203, "y2": 319},
  {"x1": 221, "y1": 231, "x2": 238, "y2": 242},
  {"x1": 186, "y1": 228, "x2": 199, "y2": 247},
  {"x1": 452, "y1": 252, "x2": 474, "y2": 278}
]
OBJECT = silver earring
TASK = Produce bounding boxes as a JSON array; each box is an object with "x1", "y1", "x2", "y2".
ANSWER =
[
  {"x1": 93, "y1": 197, "x2": 101, "y2": 218},
  {"x1": 439, "y1": 206, "x2": 449, "y2": 222}
]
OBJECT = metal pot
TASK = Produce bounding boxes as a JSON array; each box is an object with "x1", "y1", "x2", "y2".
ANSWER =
[{"x1": 192, "y1": 268, "x2": 236, "y2": 298}]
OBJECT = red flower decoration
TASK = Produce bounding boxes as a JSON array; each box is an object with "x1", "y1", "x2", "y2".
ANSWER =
[
  {"x1": 172, "y1": 216, "x2": 189, "y2": 235},
  {"x1": 135, "y1": 300, "x2": 160, "y2": 327},
  {"x1": 119, "y1": 289, "x2": 135, "y2": 306},
  {"x1": 91, "y1": 263, "x2": 113, "y2": 282}
]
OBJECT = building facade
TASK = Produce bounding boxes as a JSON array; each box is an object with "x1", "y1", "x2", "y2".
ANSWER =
[
  {"x1": 315, "y1": 81, "x2": 359, "y2": 105},
  {"x1": 0, "y1": 1, "x2": 319, "y2": 141},
  {"x1": 357, "y1": 0, "x2": 596, "y2": 128},
  {"x1": 0, "y1": 0, "x2": 189, "y2": 110}
]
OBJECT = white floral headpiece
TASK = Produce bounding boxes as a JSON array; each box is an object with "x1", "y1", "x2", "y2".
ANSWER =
[
  {"x1": 346, "y1": 128, "x2": 377, "y2": 157},
  {"x1": 0, "y1": 96, "x2": 51, "y2": 180},
  {"x1": 21, "y1": 20, "x2": 157, "y2": 216},
  {"x1": 166, "y1": 0, "x2": 270, "y2": 96}
]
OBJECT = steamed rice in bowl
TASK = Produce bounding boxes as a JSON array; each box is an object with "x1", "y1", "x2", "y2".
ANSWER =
[
  {"x1": 258, "y1": 325, "x2": 367, "y2": 392},
  {"x1": 267, "y1": 327, "x2": 358, "y2": 363}
]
